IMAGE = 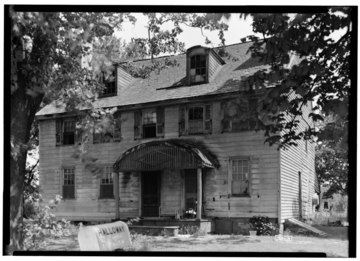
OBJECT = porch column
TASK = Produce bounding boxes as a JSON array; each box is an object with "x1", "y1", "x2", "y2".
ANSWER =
[
  {"x1": 197, "y1": 168, "x2": 202, "y2": 220},
  {"x1": 114, "y1": 171, "x2": 120, "y2": 220}
]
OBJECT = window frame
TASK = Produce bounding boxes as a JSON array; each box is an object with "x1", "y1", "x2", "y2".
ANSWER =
[
  {"x1": 229, "y1": 157, "x2": 251, "y2": 197},
  {"x1": 221, "y1": 98, "x2": 263, "y2": 133},
  {"x1": 99, "y1": 166, "x2": 114, "y2": 199},
  {"x1": 98, "y1": 69, "x2": 117, "y2": 98},
  {"x1": 189, "y1": 54, "x2": 207, "y2": 84},
  {"x1": 93, "y1": 111, "x2": 121, "y2": 144},
  {"x1": 56, "y1": 118, "x2": 79, "y2": 146},
  {"x1": 134, "y1": 107, "x2": 165, "y2": 140},
  {"x1": 187, "y1": 47, "x2": 209, "y2": 86},
  {"x1": 62, "y1": 167, "x2": 76, "y2": 200},
  {"x1": 179, "y1": 103, "x2": 212, "y2": 136},
  {"x1": 142, "y1": 109, "x2": 157, "y2": 139},
  {"x1": 187, "y1": 105, "x2": 205, "y2": 135}
]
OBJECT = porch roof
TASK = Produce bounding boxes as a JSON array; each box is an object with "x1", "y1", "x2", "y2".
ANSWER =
[{"x1": 113, "y1": 139, "x2": 219, "y2": 172}]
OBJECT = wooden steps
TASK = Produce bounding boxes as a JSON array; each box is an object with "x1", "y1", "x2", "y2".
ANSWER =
[{"x1": 287, "y1": 218, "x2": 327, "y2": 236}]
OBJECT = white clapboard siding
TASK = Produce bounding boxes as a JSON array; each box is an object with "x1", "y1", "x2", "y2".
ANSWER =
[
  {"x1": 279, "y1": 100, "x2": 316, "y2": 223},
  {"x1": 39, "y1": 100, "x2": 282, "y2": 221}
]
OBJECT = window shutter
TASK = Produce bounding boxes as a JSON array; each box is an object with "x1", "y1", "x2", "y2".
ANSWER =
[
  {"x1": 156, "y1": 107, "x2": 165, "y2": 137},
  {"x1": 179, "y1": 105, "x2": 186, "y2": 136},
  {"x1": 113, "y1": 111, "x2": 122, "y2": 142},
  {"x1": 134, "y1": 110, "x2": 142, "y2": 140},
  {"x1": 75, "y1": 117, "x2": 82, "y2": 145},
  {"x1": 204, "y1": 104, "x2": 212, "y2": 134},
  {"x1": 56, "y1": 119, "x2": 62, "y2": 146}
]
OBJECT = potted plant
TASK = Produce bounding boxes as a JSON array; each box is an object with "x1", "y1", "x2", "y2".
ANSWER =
[{"x1": 184, "y1": 208, "x2": 196, "y2": 219}]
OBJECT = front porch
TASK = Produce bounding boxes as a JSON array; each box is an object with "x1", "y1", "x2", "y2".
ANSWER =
[{"x1": 112, "y1": 139, "x2": 220, "y2": 222}]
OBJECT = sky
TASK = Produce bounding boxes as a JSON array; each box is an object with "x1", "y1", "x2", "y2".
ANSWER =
[{"x1": 115, "y1": 13, "x2": 257, "y2": 51}]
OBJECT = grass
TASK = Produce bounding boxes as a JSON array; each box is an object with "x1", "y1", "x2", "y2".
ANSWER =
[
  {"x1": 309, "y1": 211, "x2": 348, "y2": 225},
  {"x1": 40, "y1": 223, "x2": 348, "y2": 257}
]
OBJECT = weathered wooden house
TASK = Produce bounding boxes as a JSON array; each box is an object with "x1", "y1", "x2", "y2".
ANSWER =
[{"x1": 36, "y1": 42, "x2": 317, "y2": 234}]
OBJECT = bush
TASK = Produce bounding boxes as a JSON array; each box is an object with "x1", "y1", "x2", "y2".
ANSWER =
[
  {"x1": 249, "y1": 216, "x2": 279, "y2": 236},
  {"x1": 23, "y1": 195, "x2": 72, "y2": 250}
]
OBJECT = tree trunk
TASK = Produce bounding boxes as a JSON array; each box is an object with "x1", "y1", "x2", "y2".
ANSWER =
[
  {"x1": 9, "y1": 148, "x2": 26, "y2": 252},
  {"x1": 9, "y1": 69, "x2": 44, "y2": 253}
]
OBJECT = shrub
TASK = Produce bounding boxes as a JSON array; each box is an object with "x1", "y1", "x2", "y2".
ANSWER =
[
  {"x1": 249, "y1": 216, "x2": 279, "y2": 236},
  {"x1": 23, "y1": 195, "x2": 72, "y2": 250}
]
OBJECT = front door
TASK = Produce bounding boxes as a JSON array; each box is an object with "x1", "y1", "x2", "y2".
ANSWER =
[
  {"x1": 141, "y1": 171, "x2": 161, "y2": 217},
  {"x1": 184, "y1": 169, "x2": 198, "y2": 211}
]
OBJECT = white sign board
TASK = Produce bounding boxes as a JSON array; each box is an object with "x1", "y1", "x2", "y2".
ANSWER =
[{"x1": 78, "y1": 221, "x2": 132, "y2": 251}]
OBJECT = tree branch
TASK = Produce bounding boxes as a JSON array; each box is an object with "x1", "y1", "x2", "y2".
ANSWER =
[{"x1": 26, "y1": 159, "x2": 39, "y2": 186}]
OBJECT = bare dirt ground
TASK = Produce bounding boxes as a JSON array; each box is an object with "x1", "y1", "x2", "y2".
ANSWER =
[{"x1": 43, "y1": 226, "x2": 348, "y2": 257}]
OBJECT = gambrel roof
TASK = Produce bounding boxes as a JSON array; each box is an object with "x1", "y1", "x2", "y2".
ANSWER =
[{"x1": 36, "y1": 41, "x2": 269, "y2": 117}]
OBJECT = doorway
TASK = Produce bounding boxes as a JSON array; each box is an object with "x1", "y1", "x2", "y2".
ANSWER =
[
  {"x1": 184, "y1": 169, "x2": 198, "y2": 211},
  {"x1": 141, "y1": 171, "x2": 161, "y2": 217}
]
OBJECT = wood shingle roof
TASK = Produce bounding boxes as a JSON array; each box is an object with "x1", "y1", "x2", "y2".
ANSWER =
[{"x1": 36, "y1": 41, "x2": 269, "y2": 116}]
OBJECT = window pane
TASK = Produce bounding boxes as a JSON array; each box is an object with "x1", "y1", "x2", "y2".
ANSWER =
[
  {"x1": 231, "y1": 160, "x2": 249, "y2": 195},
  {"x1": 64, "y1": 121, "x2": 75, "y2": 132},
  {"x1": 143, "y1": 111, "x2": 156, "y2": 125},
  {"x1": 189, "y1": 107, "x2": 203, "y2": 120},
  {"x1": 63, "y1": 168, "x2": 75, "y2": 199},
  {"x1": 189, "y1": 55, "x2": 206, "y2": 83},
  {"x1": 101, "y1": 167, "x2": 113, "y2": 184}
]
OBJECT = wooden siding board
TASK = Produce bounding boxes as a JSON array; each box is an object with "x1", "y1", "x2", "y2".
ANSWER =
[
  {"x1": 39, "y1": 102, "x2": 281, "y2": 221},
  {"x1": 280, "y1": 101, "x2": 316, "y2": 222}
]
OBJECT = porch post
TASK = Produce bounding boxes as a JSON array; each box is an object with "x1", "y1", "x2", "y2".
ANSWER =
[
  {"x1": 197, "y1": 168, "x2": 202, "y2": 220},
  {"x1": 114, "y1": 171, "x2": 120, "y2": 220}
]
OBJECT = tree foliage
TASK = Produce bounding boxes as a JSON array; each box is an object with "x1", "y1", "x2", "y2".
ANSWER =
[
  {"x1": 9, "y1": 10, "x2": 136, "y2": 252},
  {"x1": 241, "y1": 9, "x2": 351, "y2": 148},
  {"x1": 315, "y1": 114, "x2": 348, "y2": 197}
]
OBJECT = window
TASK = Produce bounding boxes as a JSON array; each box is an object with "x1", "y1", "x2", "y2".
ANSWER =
[
  {"x1": 93, "y1": 111, "x2": 121, "y2": 144},
  {"x1": 142, "y1": 110, "x2": 157, "y2": 138},
  {"x1": 134, "y1": 107, "x2": 164, "y2": 140},
  {"x1": 179, "y1": 104, "x2": 212, "y2": 136},
  {"x1": 190, "y1": 55, "x2": 207, "y2": 84},
  {"x1": 63, "y1": 168, "x2": 75, "y2": 199},
  {"x1": 99, "y1": 166, "x2": 114, "y2": 199},
  {"x1": 99, "y1": 70, "x2": 116, "y2": 97},
  {"x1": 221, "y1": 98, "x2": 263, "y2": 133},
  {"x1": 188, "y1": 106, "x2": 204, "y2": 134},
  {"x1": 231, "y1": 159, "x2": 250, "y2": 196},
  {"x1": 56, "y1": 118, "x2": 80, "y2": 146}
]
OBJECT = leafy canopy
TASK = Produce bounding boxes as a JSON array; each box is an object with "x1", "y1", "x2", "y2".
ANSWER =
[{"x1": 241, "y1": 9, "x2": 351, "y2": 148}]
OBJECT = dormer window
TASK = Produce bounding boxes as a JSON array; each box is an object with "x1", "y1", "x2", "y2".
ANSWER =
[
  {"x1": 190, "y1": 55, "x2": 207, "y2": 83},
  {"x1": 99, "y1": 70, "x2": 117, "y2": 97},
  {"x1": 187, "y1": 46, "x2": 209, "y2": 85},
  {"x1": 186, "y1": 45, "x2": 225, "y2": 86}
]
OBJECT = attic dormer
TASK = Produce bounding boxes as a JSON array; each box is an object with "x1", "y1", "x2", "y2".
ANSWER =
[{"x1": 186, "y1": 45, "x2": 225, "y2": 85}]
